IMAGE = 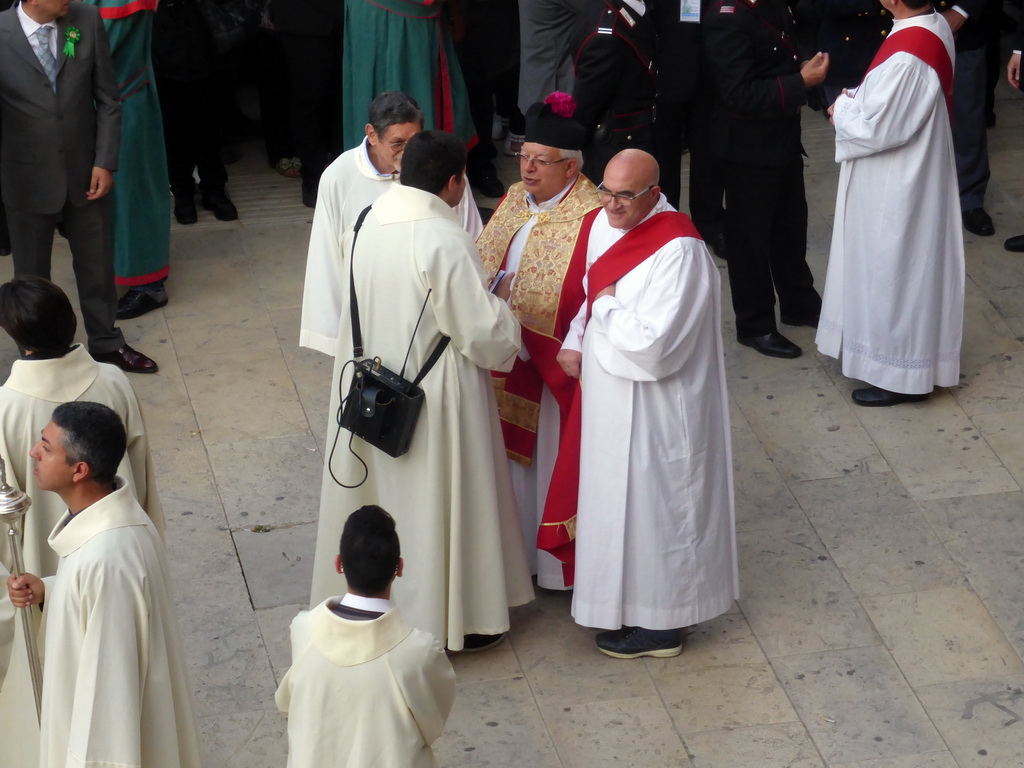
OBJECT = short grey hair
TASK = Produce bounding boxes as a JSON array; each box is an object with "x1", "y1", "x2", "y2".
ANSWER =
[
  {"x1": 368, "y1": 92, "x2": 425, "y2": 135},
  {"x1": 560, "y1": 149, "x2": 583, "y2": 166}
]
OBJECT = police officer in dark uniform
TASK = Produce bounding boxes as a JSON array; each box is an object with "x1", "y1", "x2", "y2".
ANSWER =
[
  {"x1": 703, "y1": 0, "x2": 827, "y2": 359},
  {"x1": 571, "y1": 0, "x2": 657, "y2": 183},
  {"x1": 932, "y1": 0, "x2": 999, "y2": 237},
  {"x1": 814, "y1": 0, "x2": 891, "y2": 103}
]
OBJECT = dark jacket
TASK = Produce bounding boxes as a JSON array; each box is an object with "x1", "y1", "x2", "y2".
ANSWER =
[
  {"x1": 651, "y1": 0, "x2": 703, "y2": 105},
  {"x1": 571, "y1": 0, "x2": 657, "y2": 144},
  {"x1": 703, "y1": 0, "x2": 807, "y2": 166},
  {"x1": 814, "y1": 0, "x2": 890, "y2": 89}
]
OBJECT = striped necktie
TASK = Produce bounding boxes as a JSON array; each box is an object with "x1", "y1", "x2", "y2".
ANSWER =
[{"x1": 34, "y1": 26, "x2": 56, "y2": 92}]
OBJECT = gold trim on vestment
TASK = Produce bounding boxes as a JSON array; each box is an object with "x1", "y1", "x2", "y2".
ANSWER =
[
  {"x1": 477, "y1": 178, "x2": 601, "y2": 338},
  {"x1": 495, "y1": 390, "x2": 540, "y2": 434},
  {"x1": 539, "y1": 515, "x2": 577, "y2": 542}
]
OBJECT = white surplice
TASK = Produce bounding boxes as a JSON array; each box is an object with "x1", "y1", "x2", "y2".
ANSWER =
[
  {"x1": 38, "y1": 481, "x2": 200, "y2": 768},
  {"x1": 563, "y1": 196, "x2": 739, "y2": 630},
  {"x1": 300, "y1": 138, "x2": 484, "y2": 355},
  {"x1": 816, "y1": 13, "x2": 964, "y2": 394},
  {"x1": 0, "y1": 346, "x2": 162, "y2": 768},
  {"x1": 276, "y1": 600, "x2": 455, "y2": 768},
  {"x1": 309, "y1": 184, "x2": 533, "y2": 651}
]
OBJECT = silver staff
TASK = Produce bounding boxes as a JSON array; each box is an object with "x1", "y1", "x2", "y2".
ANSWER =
[{"x1": 0, "y1": 458, "x2": 41, "y2": 721}]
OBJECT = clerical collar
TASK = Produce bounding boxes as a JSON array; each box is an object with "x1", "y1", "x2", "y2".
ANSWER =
[
  {"x1": 361, "y1": 137, "x2": 396, "y2": 180},
  {"x1": 526, "y1": 178, "x2": 576, "y2": 213},
  {"x1": 340, "y1": 593, "x2": 392, "y2": 613}
]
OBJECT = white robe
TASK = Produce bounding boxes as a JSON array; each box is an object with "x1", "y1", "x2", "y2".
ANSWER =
[
  {"x1": 300, "y1": 138, "x2": 484, "y2": 355},
  {"x1": 309, "y1": 184, "x2": 534, "y2": 650},
  {"x1": 563, "y1": 197, "x2": 739, "y2": 630},
  {"x1": 816, "y1": 13, "x2": 964, "y2": 394},
  {"x1": 503, "y1": 181, "x2": 576, "y2": 591},
  {"x1": 276, "y1": 600, "x2": 455, "y2": 768},
  {"x1": 38, "y1": 481, "x2": 200, "y2": 768},
  {"x1": 0, "y1": 346, "x2": 162, "y2": 768}
]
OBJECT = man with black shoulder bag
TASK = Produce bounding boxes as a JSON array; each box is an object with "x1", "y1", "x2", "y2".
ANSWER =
[{"x1": 310, "y1": 130, "x2": 535, "y2": 654}]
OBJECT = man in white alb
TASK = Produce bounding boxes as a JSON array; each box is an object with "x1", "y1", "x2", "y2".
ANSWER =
[
  {"x1": 557, "y1": 149, "x2": 738, "y2": 658},
  {"x1": 816, "y1": 0, "x2": 963, "y2": 406},
  {"x1": 300, "y1": 91, "x2": 484, "y2": 355}
]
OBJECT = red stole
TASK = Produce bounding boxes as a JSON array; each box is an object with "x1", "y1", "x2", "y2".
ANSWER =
[
  {"x1": 538, "y1": 211, "x2": 703, "y2": 584},
  {"x1": 863, "y1": 24, "x2": 953, "y2": 119}
]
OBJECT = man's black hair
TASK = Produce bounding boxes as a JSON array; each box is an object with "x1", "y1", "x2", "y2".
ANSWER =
[
  {"x1": 51, "y1": 401, "x2": 127, "y2": 488},
  {"x1": 399, "y1": 131, "x2": 466, "y2": 195},
  {"x1": 339, "y1": 505, "x2": 401, "y2": 596},
  {"x1": 368, "y1": 91, "x2": 425, "y2": 136},
  {"x1": 0, "y1": 276, "x2": 76, "y2": 359}
]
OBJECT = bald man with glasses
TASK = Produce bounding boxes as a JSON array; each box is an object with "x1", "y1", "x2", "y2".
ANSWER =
[{"x1": 554, "y1": 148, "x2": 738, "y2": 659}]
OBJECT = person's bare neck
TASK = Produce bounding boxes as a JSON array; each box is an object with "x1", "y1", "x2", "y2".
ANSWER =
[
  {"x1": 60, "y1": 483, "x2": 114, "y2": 518},
  {"x1": 21, "y1": 4, "x2": 58, "y2": 24},
  {"x1": 367, "y1": 143, "x2": 396, "y2": 176}
]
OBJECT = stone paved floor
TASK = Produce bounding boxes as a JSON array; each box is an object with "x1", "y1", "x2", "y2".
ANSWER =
[{"x1": 7, "y1": 82, "x2": 1024, "y2": 767}]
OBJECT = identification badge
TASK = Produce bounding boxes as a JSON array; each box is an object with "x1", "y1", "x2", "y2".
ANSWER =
[{"x1": 680, "y1": 0, "x2": 700, "y2": 22}]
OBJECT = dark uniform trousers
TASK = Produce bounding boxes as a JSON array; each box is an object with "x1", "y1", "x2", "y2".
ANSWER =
[
  {"x1": 722, "y1": 159, "x2": 818, "y2": 337},
  {"x1": 704, "y1": 0, "x2": 822, "y2": 338}
]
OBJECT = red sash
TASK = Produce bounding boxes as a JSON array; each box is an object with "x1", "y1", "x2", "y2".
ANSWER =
[
  {"x1": 538, "y1": 211, "x2": 702, "y2": 585},
  {"x1": 863, "y1": 25, "x2": 953, "y2": 119}
]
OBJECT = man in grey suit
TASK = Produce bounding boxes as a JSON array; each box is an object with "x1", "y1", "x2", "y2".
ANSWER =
[{"x1": 0, "y1": 0, "x2": 157, "y2": 373}]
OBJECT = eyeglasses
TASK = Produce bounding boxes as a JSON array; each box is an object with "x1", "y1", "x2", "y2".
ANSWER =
[
  {"x1": 596, "y1": 183, "x2": 654, "y2": 203},
  {"x1": 385, "y1": 140, "x2": 409, "y2": 152},
  {"x1": 514, "y1": 152, "x2": 570, "y2": 167}
]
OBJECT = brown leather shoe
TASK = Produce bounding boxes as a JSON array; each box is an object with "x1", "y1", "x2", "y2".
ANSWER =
[{"x1": 92, "y1": 344, "x2": 159, "y2": 374}]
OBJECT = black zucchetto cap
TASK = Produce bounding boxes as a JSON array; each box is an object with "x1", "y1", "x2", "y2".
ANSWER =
[{"x1": 524, "y1": 92, "x2": 588, "y2": 151}]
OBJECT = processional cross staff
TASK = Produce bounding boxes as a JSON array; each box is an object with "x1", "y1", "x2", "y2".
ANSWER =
[{"x1": 0, "y1": 457, "x2": 42, "y2": 721}]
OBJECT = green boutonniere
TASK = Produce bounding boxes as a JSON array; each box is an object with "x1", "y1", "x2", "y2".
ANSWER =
[{"x1": 63, "y1": 26, "x2": 80, "y2": 58}]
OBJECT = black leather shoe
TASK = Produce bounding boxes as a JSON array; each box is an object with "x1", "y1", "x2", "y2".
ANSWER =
[
  {"x1": 851, "y1": 386, "x2": 929, "y2": 407},
  {"x1": 92, "y1": 344, "x2": 159, "y2": 374},
  {"x1": 201, "y1": 189, "x2": 239, "y2": 221},
  {"x1": 737, "y1": 331, "x2": 802, "y2": 359},
  {"x1": 780, "y1": 313, "x2": 819, "y2": 328},
  {"x1": 173, "y1": 196, "x2": 198, "y2": 225},
  {"x1": 116, "y1": 289, "x2": 168, "y2": 320},
  {"x1": 455, "y1": 633, "x2": 506, "y2": 653},
  {"x1": 963, "y1": 208, "x2": 994, "y2": 236},
  {"x1": 1005, "y1": 234, "x2": 1024, "y2": 252}
]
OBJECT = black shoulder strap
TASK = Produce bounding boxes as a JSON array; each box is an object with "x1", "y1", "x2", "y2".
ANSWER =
[
  {"x1": 349, "y1": 205, "x2": 373, "y2": 358},
  {"x1": 348, "y1": 204, "x2": 450, "y2": 385}
]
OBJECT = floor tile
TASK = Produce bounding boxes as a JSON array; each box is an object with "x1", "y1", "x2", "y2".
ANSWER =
[
  {"x1": 792, "y1": 473, "x2": 962, "y2": 596},
  {"x1": 862, "y1": 586, "x2": 1024, "y2": 688},
  {"x1": 198, "y1": 710, "x2": 289, "y2": 768},
  {"x1": 736, "y1": 388, "x2": 888, "y2": 482},
  {"x1": 542, "y1": 696, "x2": 691, "y2": 768},
  {"x1": 685, "y1": 722, "x2": 824, "y2": 768},
  {"x1": 233, "y1": 522, "x2": 318, "y2": 610},
  {"x1": 916, "y1": 676, "x2": 1024, "y2": 768},
  {"x1": 773, "y1": 646, "x2": 945, "y2": 764},
  {"x1": 738, "y1": 522, "x2": 879, "y2": 657},
  {"x1": 854, "y1": 392, "x2": 1018, "y2": 501}
]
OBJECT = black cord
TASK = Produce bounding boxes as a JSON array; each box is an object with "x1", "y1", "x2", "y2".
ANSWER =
[
  {"x1": 399, "y1": 288, "x2": 433, "y2": 382},
  {"x1": 327, "y1": 359, "x2": 369, "y2": 489}
]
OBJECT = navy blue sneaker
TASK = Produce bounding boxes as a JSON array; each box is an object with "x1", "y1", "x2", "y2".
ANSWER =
[{"x1": 595, "y1": 626, "x2": 683, "y2": 659}]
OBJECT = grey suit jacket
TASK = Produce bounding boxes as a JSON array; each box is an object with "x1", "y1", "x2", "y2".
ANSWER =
[{"x1": 0, "y1": 2, "x2": 120, "y2": 214}]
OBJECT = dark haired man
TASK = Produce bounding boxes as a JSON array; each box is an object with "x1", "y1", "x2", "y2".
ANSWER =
[
  {"x1": 278, "y1": 505, "x2": 455, "y2": 767},
  {"x1": 0, "y1": 277, "x2": 162, "y2": 765},
  {"x1": 300, "y1": 91, "x2": 484, "y2": 355},
  {"x1": 310, "y1": 130, "x2": 533, "y2": 653},
  {"x1": 7, "y1": 402, "x2": 200, "y2": 768},
  {"x1": 817, "y1": 0, "x2": 963, "y2": 406},
  {"x1": 0, "y1": 0, "x2": 158, "y2": 374}
]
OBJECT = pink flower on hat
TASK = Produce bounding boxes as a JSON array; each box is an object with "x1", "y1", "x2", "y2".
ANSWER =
[{"x1": 544, "y1": 92, "x2": 577, "y2": 119}]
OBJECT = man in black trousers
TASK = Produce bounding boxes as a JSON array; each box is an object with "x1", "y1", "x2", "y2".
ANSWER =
[{"x1": 704, "y1": 0, "x2": 827, "y2": 359}]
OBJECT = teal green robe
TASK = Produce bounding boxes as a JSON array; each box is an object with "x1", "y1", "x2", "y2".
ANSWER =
[
  {"x1": 85, "y1": 0, "x2": 170, "y2": 286},
  {"x1": 342, "y1": 0, "x2": 477, "y2": 151}
]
